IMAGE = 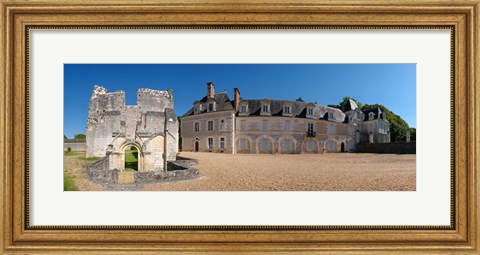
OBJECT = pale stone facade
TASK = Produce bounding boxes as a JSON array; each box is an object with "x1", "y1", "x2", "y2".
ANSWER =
[
  {"x1": 86, "y1": 85, "x2": 178, "y2": 171},
  {"x1": 181, "y1": 82, "x2": 389, "y2": 154}
]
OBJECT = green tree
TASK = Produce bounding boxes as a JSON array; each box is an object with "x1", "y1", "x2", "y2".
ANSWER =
[
  {"x1": 74, "y1": 133, "x2": 86, "y2": 139},
  {"x1": 64, "y1": 134, "x2": 68, "y2": 140},
  {"x1": 327, "y1": 104, "x2": 340, "y2": 109},
  {"x1": 409, "y1": 127, "x2": 416, "y2": 141},
  {"x1": 295, "y1": 97, "x2": 305, "y2": 102}
]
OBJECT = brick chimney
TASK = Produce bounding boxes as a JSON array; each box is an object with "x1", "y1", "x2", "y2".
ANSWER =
[
  {"x1": 207, "y1": 82, "x2": 215, "y2": 98},
  {"x1": 233, "y1": 88, "x2": 240, "y2": 110}
]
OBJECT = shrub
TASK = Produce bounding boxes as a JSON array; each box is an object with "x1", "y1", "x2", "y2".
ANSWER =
[
  {"x1": 67, "y1": 147, "x2": 72, "y2": 153},
  {"x1": 74, "y1": 133, "x2": 86, "y2": 139}
]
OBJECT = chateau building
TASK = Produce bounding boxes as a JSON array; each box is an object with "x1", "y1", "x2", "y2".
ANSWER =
[{"x1": 181, "y1": 82, "x2": 390, "y2": 154}]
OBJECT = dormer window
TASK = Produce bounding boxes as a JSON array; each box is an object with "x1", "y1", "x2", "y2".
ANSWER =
[
  {"x1": 282, "y1": 102, "x2": 293, "y2": 117},
  {"x1": 348, "y1": 116, "x2": 352, "y2": 123},
  {"x1": 240, "y1": 105, "x2": 247, "y2": 113},
  {"x1": 193, "y1": 102, "x2": 200, "y2": 114},
  {"x1": 328, "y1": 112, "x2": 335, "y2": 120},
  {"x1": 260, "y1": 99, "x2": 271, "y2": 116},
  {"x1": 307, "y1": 108, "x2": 314, "y2": 116},
  {"x1": 207, "y1": 102, "x2": 216, "y2": 112},
  {"x1": 239, "y1": 103, "x2": 249, "y2": 116},
  {"x1": 306, "y1": 104, "x2": 316, "y2": 119},
  {"x1": 369, "y1": 112, "x2": 375, "y2": 120},
  {"x1": 262, "y1": 105, "x2": 270, "y2": 113}
]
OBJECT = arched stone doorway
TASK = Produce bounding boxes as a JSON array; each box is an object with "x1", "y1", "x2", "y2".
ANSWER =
[
  {"x1": 278, "y1": 135, "x2": 297, "y2": 154},
  {"x1": 124, "y1": 146, "x2": 139, "y2": 171},
  {"x1": 303, "y1": 139, "x2": 318, "y2": 153},
  {"x1": 236, "y1": 136, "x2": 254, "y2": 154},
  {"x1": 255, "y1": 135, "x2": 275, "y2": 154},
  {"x1": 326, "y1": 140, "x2": 337, "y2": 153},
  {"x1": 119, "y1": 142, "x2": 144, "y2": 172},
  {"x1": 194, "y1": 138, "x2": 199, "y2": 152},
  {"x1": 340, "y1": 142, "x2": 345, "y2": 152}
]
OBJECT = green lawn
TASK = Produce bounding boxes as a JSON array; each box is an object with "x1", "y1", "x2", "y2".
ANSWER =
[
  {"x1": 65, "y1": 151, "x2": 100, "y2": 161},
  {"x1": 124, "y1": 149, "x2": 138, "y2": 171},
  {"x1": 64, "y1": 173, "x2": 79, "y2": 191}
]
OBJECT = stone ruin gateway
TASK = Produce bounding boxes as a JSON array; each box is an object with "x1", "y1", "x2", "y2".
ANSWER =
[{"x1": 85, "y1": 85, "x2": 199, "y2": 184}]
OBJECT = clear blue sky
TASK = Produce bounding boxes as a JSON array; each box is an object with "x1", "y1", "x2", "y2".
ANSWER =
[{"x1": 64, "y1": 64, "x2": 416, "y2": 138}]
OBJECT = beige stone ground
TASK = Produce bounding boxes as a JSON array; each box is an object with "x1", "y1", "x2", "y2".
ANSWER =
[
  {"x1": 143, "y1": 152, "x2": 416, "y2": 191},
  {"x1": 65, "y1": 152, "x2": 416, "y2": 191}
]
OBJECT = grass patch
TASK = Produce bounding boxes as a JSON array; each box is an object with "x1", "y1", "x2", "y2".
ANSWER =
[
  {"x1": 64, "y1": 150, "x2": 80, "y2": 156},
  {"x1": 64, "y1": 174, "x2": 79, "y2": 191},
  {"x1": 78, "y1": 156, "x2": 100, "y2": 162},
  {"x1": 125, "y1": 149, "x2": 138, "y2": 162},
  {"x1": 124, "y1": 149, "x2": 138, "y2": 171}
]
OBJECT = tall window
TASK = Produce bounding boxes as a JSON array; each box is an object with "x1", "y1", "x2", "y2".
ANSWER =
[
  {"x1": 240, "y1": 120, "x2": 246, "y2": 131},
  {"x1": 283, "y1": 139, "x2": 292, "y2": 151},
  {"x1": 208, "y1": 120, "x2": 214, "y2": 131},
  {"x1": 307, "y1": 108, "x2": 314, "y2": 116},
  {"x1": 262, "y1": 105, "x2": 270, "y2": 113},
  {"x1": 307, "y1": 140, "x2": 315, "y2": 152},
  {"x1": 284, "y1": 106, "x2": 291, "y2": 114},
  {"x1": 208, "y1": 103, "x2": 214, "y2": 112},
  {"x1": 369, "y1": 112, "x2": 374, "y2": 120},
  {"x1": 194, "y1": 122, "x2": 200, "y2": 132},
  {"x1": 328, "y1": 124, "x2": 335, "y2": 135},
  {"x1": 307, "y1": 123, "x2": 314, "y2": 133},
  {"x1": 219, "y1": 119, "x2": 225, "y2": 130},
  {"x1": 239, "y1": 139, "x2": 246, "y2": 150},
  {"x1": 284, "y1": 120, "x2": 291, "y2": 132},
  {"x1": 261, "y1": 139, "x2": 269, "y2": 150},
  {"x1": 220, "y1": 137, "x2": 225, "y2": 149},
  {"x1": 207, "y1": 138, "x2": 214, "y2": 149},
  {"x1": 262, "y1": 120, "x2": 269, "y2": 131}
]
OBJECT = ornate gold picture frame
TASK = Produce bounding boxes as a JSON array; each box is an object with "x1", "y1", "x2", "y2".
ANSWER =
[{"x1": 1, "y1": 0, "x2": 478, "y2": 253}]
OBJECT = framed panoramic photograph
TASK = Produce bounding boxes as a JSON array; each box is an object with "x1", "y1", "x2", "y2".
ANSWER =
[{"x1": 1, "y1": 0, "x2": 479, "y2": 254}]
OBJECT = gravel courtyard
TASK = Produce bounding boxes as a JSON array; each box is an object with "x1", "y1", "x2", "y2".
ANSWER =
[{"x1": 144, "y1": 152, "x2": 416, "y2": 191}]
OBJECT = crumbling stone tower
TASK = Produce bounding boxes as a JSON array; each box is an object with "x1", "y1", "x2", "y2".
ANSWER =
[{"x1": 86, "y1": 85, "x2": 178, "y2": 172}]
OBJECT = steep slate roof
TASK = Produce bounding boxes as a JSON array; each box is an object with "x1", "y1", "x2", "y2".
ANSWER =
[
  {"x1": 342, "y1": 99, "x2": 359, "y2": 112},
  {"x1": 240, "y1": 99, "x2": 307, "y2": 117},
  {"x1": 182, "y1": 92, "x2": 234, "y2": 117},
  {"x1": 238, "y1": 99, "x2": 345, "y2": 123},
  {"x1": 182, "y1": 92, "x2": 346, "y2": 123},
  {"x1": 362, "y1": 107, "x2": 386, "y2": 121}
]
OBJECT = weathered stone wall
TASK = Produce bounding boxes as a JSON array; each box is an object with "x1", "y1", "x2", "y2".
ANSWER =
[
  {"x1": 135, "y1": 168, "x2": 200, "y2": 184},
  {"x1": 86, "y1": 156, "x2": 119, "y2": 183},
  {"x1": 86, "y1": 156, "x2": 200, "y2": 184},
  {"x1": 86, "y1": 85, "x2": 179, "y2": 172},
  {"x1": 64, "y1": 141, "x2": 86, "y2": 151},
  {"x1": 356, "y1": 142, "x2": 416, "y2": 154}
]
